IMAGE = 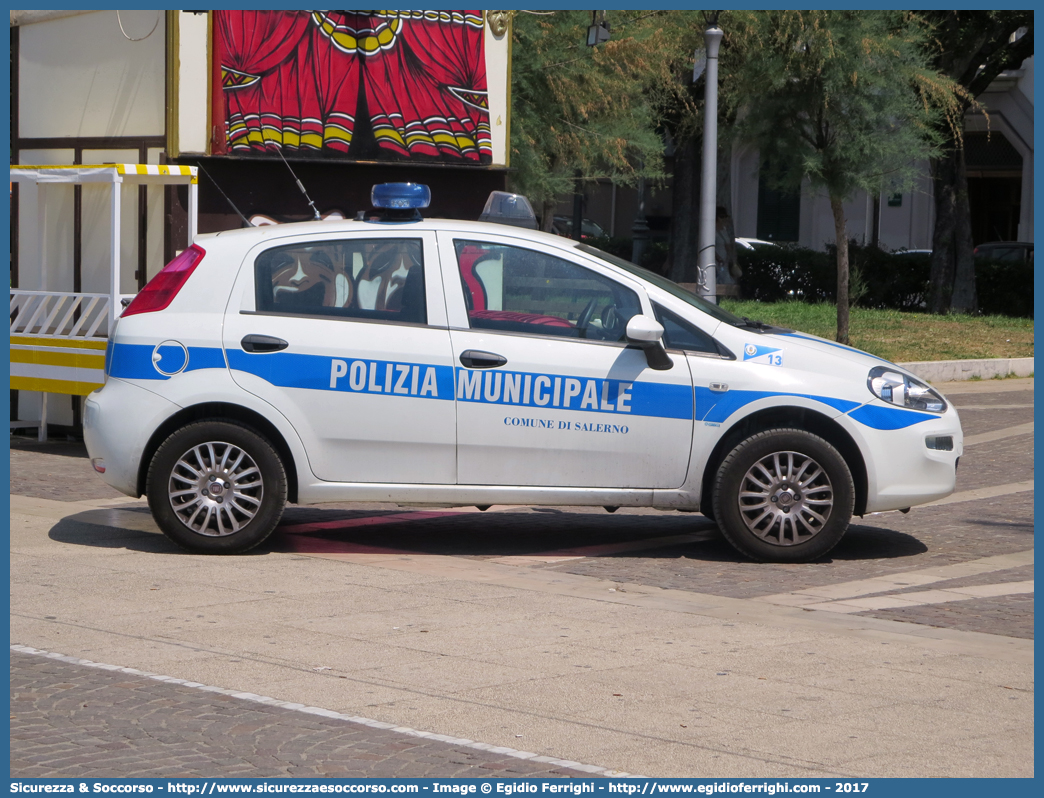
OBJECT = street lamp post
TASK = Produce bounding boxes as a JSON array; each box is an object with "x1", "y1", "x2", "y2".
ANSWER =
[{"x1": 697, "y1": 24, "x2": 723, "y2": 303}]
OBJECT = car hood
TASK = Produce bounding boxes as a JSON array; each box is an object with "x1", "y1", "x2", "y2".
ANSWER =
[{"x1": 765, "y1": 329, "x2": 902, "y2": 372}]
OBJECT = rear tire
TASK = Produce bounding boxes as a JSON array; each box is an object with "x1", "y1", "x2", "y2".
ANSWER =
[
  {"x1": 712, "y1": 428, "x2": 854, "y2": 563},
  {"x1": 146, "y1": 420, "x2": 287, "y2": 554}
]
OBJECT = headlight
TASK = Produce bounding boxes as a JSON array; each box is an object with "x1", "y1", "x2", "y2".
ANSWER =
[{"x1": 867, "y1": 366, "x2": 947, "y2": 413}]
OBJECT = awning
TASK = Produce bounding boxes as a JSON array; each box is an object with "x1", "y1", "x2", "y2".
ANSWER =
[{"x1": 11, "y1": 163, "x2": 198, "y2": 185}]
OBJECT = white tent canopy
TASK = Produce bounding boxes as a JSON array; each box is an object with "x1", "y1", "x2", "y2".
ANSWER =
[
  {"x1": 10, "y1": 163, "x2": 199, "y2": 328},
  {"x1": 12, "y1": 163, "x2": 199, "y2": 190}
]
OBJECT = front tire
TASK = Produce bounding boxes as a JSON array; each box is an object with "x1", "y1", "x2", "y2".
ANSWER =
[
  {"x1": 712, "y1": 429, "x2": 854, "y2": 563},
  {"x1": 146, "y1": 420, "x2": 287, "y2": 554}
]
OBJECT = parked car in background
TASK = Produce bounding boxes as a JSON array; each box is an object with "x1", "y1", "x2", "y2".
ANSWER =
[
  {"x1": 552, "y1": 216, "x2": 607, "y2": 240},
  {"x1": 736, "y1": 237, "x2": 779, "y2": 251},
  {"x1": 974, "y1": 241, "x2": 1033, "y2": 263}
]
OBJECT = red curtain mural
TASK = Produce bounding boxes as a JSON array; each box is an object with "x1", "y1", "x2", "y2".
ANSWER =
[{"x1": 213, "y1": 10, "x2": 491, "y2": 163}]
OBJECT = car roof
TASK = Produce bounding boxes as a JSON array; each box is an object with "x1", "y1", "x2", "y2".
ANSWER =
[{"x1": 201, "y1": 217, "x2": 574, "y2": 247}]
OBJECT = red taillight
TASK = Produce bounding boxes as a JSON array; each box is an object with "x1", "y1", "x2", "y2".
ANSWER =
[{"x1": 122, "y1": 244, "x2": 206, "y2": 317}]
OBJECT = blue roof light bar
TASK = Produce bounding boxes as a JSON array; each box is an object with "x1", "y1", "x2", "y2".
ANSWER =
[{"x1": 371, "y1": 183, "x2": 431, "y2": 210}]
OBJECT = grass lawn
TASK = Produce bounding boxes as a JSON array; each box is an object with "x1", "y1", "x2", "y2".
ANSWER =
[{"x1": 720, "y1": 300, "x2": 1034, "y2": 364}]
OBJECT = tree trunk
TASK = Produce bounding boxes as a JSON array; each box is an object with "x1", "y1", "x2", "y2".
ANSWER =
[
  {"x1": 540, "y1": 200, "x2": 556, "y2": 233},
  {"x1": 950, "y1": 145, "x2": 977, "y2": 312},
  {"x1": 666, "y1": 133, "x2": 700, "y2": 284},
  {"x1": 928, "y1": 153, "x2": 956, "y2": 313},
  {"x1": 929, "y1": 138, "x2": 978, "y2": 313},
  {"x1": 830, "y1": 194, "x2": 850, "y2": 345}
]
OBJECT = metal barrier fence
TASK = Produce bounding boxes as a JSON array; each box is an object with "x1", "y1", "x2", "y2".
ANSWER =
[{"x1": 10, "y1": 290, "x2": 114, "y2": 440}]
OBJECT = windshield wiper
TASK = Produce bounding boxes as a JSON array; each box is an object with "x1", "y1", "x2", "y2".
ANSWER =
[
  {"x1": 739, "y1": 316, "x2": 770, "y2": 330},
  {"x1": 735, "y1": 316, "x2": 792, "y2": 333}
]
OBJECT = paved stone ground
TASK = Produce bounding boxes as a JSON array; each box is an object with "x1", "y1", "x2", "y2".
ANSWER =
[
  {"x1": 10, "y1": 652, "x2": 601, "y2": 779},
  {"x1": 952, "y1": 434, "x2": 1033, "y2": 490},
  {"x1": 865, "y1": 591, "x2": 1034, "y2": 639},
  {"x1": 955, "y1": 405, "x2": 1033, "y2": 435},
  {"x1": 10, "y1": 438, "x2": 127, "y2": 502}
]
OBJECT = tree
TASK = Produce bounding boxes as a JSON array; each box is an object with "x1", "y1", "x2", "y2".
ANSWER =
[
  {"x1": 648, "y1": 12, "x2": 708, "y2": 283},
  {"x1": 920, "y1": 11, "x2": 1033, "y2": 314},
  {"x1": 726, "y1": 11, "x2": 961, "y2": 343},
  {"x1": 507, "y1": 11, "x2": 671, "y2": 230}
]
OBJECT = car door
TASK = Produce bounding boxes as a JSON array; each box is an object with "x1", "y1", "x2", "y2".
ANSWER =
[
  {"x1": 222, "y1": 230, "x2": 456, "y2": 484},
  {"x1": 437, "y1": 232, "x2": 695, "y2": 489}
]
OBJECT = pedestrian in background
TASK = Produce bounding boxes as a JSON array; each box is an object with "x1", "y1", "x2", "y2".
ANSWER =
[{"x1": 714, "y1": 206, "x2": 742, "y2": 293}]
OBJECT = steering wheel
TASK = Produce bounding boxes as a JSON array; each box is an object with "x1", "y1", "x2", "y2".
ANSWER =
[{"x1": 575, "y1": 299, "x2": 598, "y2": 338}]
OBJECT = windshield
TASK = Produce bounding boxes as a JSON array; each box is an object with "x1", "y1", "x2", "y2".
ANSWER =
[{"x1": 576, "y1": 243, "x2": 747, "y2": 326}]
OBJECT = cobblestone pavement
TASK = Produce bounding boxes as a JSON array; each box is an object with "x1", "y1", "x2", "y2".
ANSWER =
[
  {"x1": 10, "y1": 438, "x2": 127, "y2": 502},
  {"x1": 866, "y1": 591, "x2": 1034, "y2": 639},
  {"x1": 955, "y1": 405, "x2": 1032, "y2": 435},
  {"x1": 952, "y1": 434, "x2": 1033, "y2": 490},
  {"x1": 11, "y1": 652, "x2": 601, "y2": 779}
]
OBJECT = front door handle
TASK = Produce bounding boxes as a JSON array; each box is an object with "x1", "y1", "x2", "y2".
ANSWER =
[
  {"x1": 459, "y1": 349, "x2": 507, "y2": 369},
  {"x1": 241, "y1": 334, "x2": 289, "y2": 353}
]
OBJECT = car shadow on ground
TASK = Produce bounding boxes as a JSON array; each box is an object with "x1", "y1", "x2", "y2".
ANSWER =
[
  {"x1": 46, "y1": 506, "x2": 928, "y2": 563},
  {"x1": 10, "y1": 437, "x2": 92, "y2": 459}
]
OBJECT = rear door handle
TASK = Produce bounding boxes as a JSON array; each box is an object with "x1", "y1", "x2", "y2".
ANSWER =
[
  {"x1": 459, "y1": 349, "x2": 507, "y2": 369},
  {"x1": 241, "y1": 334, "x2": 289, "y2": 353}
]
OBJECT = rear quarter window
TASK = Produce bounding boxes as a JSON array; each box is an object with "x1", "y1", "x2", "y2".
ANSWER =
[{"x1": 254, "y1": 238, "x2": 427, "y2": 324}]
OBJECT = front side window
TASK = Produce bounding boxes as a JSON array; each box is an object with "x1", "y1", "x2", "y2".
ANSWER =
[
  {"x1": 653, "y1": 303, "x2": 719, "y2": 355},
  {"x1": 255, "y1": 238, "x2": 426, "y2": 324},
  {"x1": 454, "y1": 240, "x2": 640, "y2": 341}
]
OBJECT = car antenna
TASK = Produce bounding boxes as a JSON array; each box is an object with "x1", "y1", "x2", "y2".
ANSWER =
[
  {"x1": 276, "y1": 147, "x2": 322, "y2": 220},
  {"x1": 196, "y1": 163, "x2": 253, "y2": 227}
]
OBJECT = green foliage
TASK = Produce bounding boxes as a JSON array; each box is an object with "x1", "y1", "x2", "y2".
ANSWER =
[
  {"x1": 507, "y1": 11, "x2": 672, "y2": 209},
  {"x1": 736, "y1": 245, "x2": 836, "y2": 304},
  {"x1": 975, "y1": 258, "x2": 1035, "y2": 320},
  {"x1": 726, "y1": 11, "x2": 958, "y2": 200},
  {"x1": 920, "y1": 11, "x2": 1033, "y2": 98},
  {"x1": 718, "y1": 300, "x2": 1033, "y2": 363},
  {"x1": 722, "y1": 11, "x2": 964, "y2": 343},
  {"x1": 736, "y1": 245, "x2": 1033, "y2": 318}
]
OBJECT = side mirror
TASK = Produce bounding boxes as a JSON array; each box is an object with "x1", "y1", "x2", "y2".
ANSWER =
[{"x1": 625, "y1": 316, "x2": 673, "y2": 371}]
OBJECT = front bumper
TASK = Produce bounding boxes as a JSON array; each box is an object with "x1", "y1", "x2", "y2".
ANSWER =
[{"x1": 859, "y1": 406, "x2": 963, "y2": 513}]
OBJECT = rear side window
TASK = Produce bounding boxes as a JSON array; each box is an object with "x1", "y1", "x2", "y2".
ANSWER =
[
  {"x1": 653, "y1": 303, "x2": 719, "y2": 355},
  {"x1": 255, "y1": 238, "x2": 426, "y2": 324},
  {"x1": 454, "y1": 239, "x2": 641, "y2": 342}
]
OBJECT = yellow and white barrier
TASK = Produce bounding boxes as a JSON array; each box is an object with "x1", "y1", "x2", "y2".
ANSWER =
[{"x1": 10, "y1": 335, "x2": 107, "y2": 396}]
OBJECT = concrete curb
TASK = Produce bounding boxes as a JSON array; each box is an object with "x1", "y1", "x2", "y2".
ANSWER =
[{"x1": 898, "y1": 357, "x2": 1034, "y2": 383}]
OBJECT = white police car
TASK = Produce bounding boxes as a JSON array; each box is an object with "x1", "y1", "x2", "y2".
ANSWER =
[{"x1": 83, "y1": 183, "x2": 963, "y2": 562}]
